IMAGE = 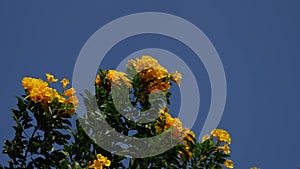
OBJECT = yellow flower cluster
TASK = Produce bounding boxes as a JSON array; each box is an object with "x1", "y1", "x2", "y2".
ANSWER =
[
  {"x1": 211, "y1": 129, "x2": 231, "y2": 144},
  {"x1": 22, "y1": 77, "x2": 64, "y2": 104},
  {"x1": 89, "y1": 154, "x2": 111, "y2": 169},
  {"x1": 201, "y1": 129, "x2": 233, "y2": 167},
  {"x1": 95, "y1": 70, "x2": 132, "y2": 89},
  {"x1": 127, "y1": 56, "x2": 182, "y2": 89},
  {"x1": 95, "y1": 56, "x2": 182, "y2": 96},
  {"x1": 22, "y1": 73, "x2": 78, "y2": 115},
  {"x1": 139, "y1": 68, "x2": 171, "y2": 92},
  {"x1": 155, "y1": 107, "x2": 195, "y2": 160},
  {"x1": 155, "y1": 107, "x2": 183, "y2": 137},
  {"x1": 64, "y1": 88, "x2": 79, "y2": 106},
  {"x1": 107, "y1": 70, "x2": 132, "y2": 88},
  {"x1": 182, "y1": 129, "x2": 195, "y2": 160},
  {"x1": 127, "y1": 55, "x2": 168, "y2": 73}
]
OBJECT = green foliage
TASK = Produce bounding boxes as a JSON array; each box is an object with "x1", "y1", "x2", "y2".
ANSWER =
[
  {"x1": 3, "y1": 96, "x2": 72, "y2": 168},
  {"x1": 2, "y1": 65, "x2": 233, "y2": 168}
]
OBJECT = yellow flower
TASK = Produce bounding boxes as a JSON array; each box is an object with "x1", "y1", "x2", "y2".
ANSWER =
[
  {"x1": 107, "y1": 70, "x2": 132, "y2": 88},
  {"x1": 127, "y1": 56, "x2": 183, "y2": 94},
  {"x1": 56, "y1": 94, "x2": 66, "y2": 104},
  {"x1": 45, "y1": 73, "x2": 58, "y2": 83},
  {"x1": 95, "y1": 74, "x2": 101, "y2": 86},
  {"x1": 64, "y1": 88, "x2": 76, "y2": 97},
  {"x1": 89, "y1": 154, "x2": 111, "y2": 169},
  {"x1": 250, "y1": 167, "x2": 260, "y2": 169},
  {"x1": 185, "y1": 149, "x2": 193, "y2": 160},
  {"x1": 155, "y1": 108, "x2": 195, "y2": 161},
  {"x1": 170, "y1": 118, "x2": 183, "y2": 139},
  {"x1": 219, "y1": 144, "x2": 230, "y2": 154},
  {"x1": 185, "y1": 130, "x2": 195, "y2": 143},
  {"x1": 156, "y1": 108, "x2": 194, "y2": 142},
  {"x1": 140, "y1": 68, "x2": 169, "y2": 80},
  {"x1": 89, "y1": 160, "x2": 102, "y2": 169},
  {"x1": 201, "y1": 134, "x2": 211, "y2": 142},
  {"x1": 211, "y1": 129, "x2": 231, "y2": 144},
  {"x1": 127, "y1": 55, "x2": 168, "y2": 73},
  {"x1": 181, "y1": 129, "x2": 195, "y2": 160},
  {"x1": 65, "y1": 96, "x2": 79, "y2": 106},
  {"x1": 164, "y1": 114, "x2": 175, "y2": 128},
  {"x1": 148, "y1": 80, "x2": 170, "y2": 93},
  {"x1": 181, "y1": 129, "x2": 195, "y2": 146},
  {"x1": 155, "y1": 125, "x2": 162, "y2": 134},
  {"x1": 138, "y1": 68, "x2": 171, "y2": 93},
  {"x1": 179, "y1": 148, "x2": 193, "y2": 161},
  {"x1": 22, "y1": 77, "x2": 48, "y2": 91},
  {"x1": 127, "y1": 56, "x2": 170, "y2": 92},
  {"x1": 224, "y1": 159, "x2": 234, "y2": 168},
  {"x1": 171, "y1": 71, "x2": 182, "y2": 86},
  {"x1": 61, "y1": 78, "x2": 69, "y2": 88}
]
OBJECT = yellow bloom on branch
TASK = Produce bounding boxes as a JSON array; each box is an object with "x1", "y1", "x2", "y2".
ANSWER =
[
  {"x1": 181, "y1": 129, "x2": 195, "y2": 160},
  {"x1": 45, "y1": 73, "x2": 58, "y2": 83},
  {"x1": 22, "y1": 74, "x2": 78, "y2": 115},
  {"x1": 224, "y1": 159, "x2": 234, "y2": 168},
  {"x1": 211, "y1": 129, "x2": 231, "y2": 144},
  {"x1": 22, "y1": 77, "x2": 59, "y2": 104},
  {"x1": 95, "y1": 74, "x2": 101, "y2": 86},
  {"x1": 155, "y1": 107, "x2": 196, "y2": 161},
  {"x1": 171, "y1": 71, "x2": 182, "y2": 86},
  {"x1": 61, "y1": 78, "x2": 69, "y2": 88},
  {"x1": 56, "y1": 94, "x2": 66, "y2": 104},
  {"x1": 128, "y1": 56, "x2": 171, "y2": 92},
  {"x1": 127, "y1": 55, "x2": 168, "y2": 73},
  {"x1": 65, "y1": 96, "x2": 79, "y2": 106},
  {"x1": 107, "y1": 70, "x2": 132, "y2": 88},
  {"x1": 183, "y1": 129, "x2": 195, "y2": 145},
  {"x1": 89, "y1": 153, "x2": 111, "y2": 169},
  {"x1": 139, "y1": 68, "x2": 171, "y2": 93},
  {"x1": 219, "y1": 144, "x2": 230, "y2": 154},
  {"x1": 64, "y1": 88, "x2": 76, "y2": 97},
  {"x1": 22, "y1": 77, "x2": 46, "y2": 91},
  {"x1": 126, "y1": 56, "x2": 183, "y2": 94}
]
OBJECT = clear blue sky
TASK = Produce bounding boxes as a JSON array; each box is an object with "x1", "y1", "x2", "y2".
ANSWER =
[{"x1": 1, "y1": 1, "x2": 299, "y2": 168}]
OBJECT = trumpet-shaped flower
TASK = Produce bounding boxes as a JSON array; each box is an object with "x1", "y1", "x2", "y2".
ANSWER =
[
  {"x1": 89, "y1": 154, "x2": 111, "y2": 169},
  {"x1": 224, "y1": 159, "x2": 234, "y2": 168},
  {"x1": 61, "y1": 78, "x2": 69, "y2": 88},
  {"x1": 219, "y1": 144, "x2": 230, "y2": 154},
  {"x1": 46, "y1": 73, "x2": 58, "y2": 83},
  {"x1": 107, "y1": 70, "x2": 132, "y2": 88},
  {"x1": 64, "y1": 88, "x2": 76, "y2": 97}
]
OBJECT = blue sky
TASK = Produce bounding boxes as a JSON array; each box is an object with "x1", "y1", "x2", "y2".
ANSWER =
[{"x1": 1, "y1": 1, "x2": 300, "y2": 168}]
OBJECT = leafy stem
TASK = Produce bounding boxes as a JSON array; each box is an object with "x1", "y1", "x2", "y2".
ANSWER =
[{"x1": 22, "y1": 125, "x2": 38, "y2": 168}]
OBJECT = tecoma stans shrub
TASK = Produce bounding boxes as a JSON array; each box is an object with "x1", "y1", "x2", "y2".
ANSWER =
[{"x1": 1, "y1": 56, "x2": 241, "y2": 169}]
